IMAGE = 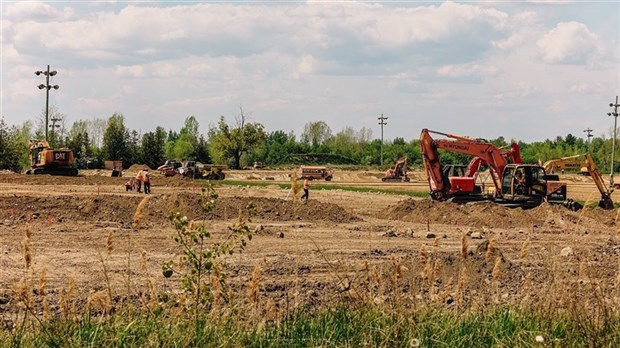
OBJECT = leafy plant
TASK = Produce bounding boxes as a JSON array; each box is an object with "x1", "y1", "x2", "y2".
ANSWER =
[{"x1": 163, "y1": 183, "x2": 253, "y2": 320}]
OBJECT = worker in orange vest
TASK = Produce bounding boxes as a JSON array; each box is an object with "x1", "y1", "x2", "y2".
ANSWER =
[
  {"x1": 135, "y1": 169, "x2": 143, "y2": 193},
  {"x1": 142, "y1": 168, "x2": 151, "y2": 194},
  {"x1": 300, "y1": 178, "x2": 310, "y2": 203}
]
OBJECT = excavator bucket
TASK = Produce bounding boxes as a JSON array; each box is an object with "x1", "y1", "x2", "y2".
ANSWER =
[{"x1": 599, "y1": 197, "x2": 614, "y2": 210}]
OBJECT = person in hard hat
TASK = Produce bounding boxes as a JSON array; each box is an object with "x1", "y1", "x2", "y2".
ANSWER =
[
  {"x1": 142, "y1": 168, "x2": 151, "y2": 194},
  {"x1": 135, "y1": 169, "x2": 143, "y2": 193},
  {"x1": 300, "y1": 177, "x2": 310, "y2": 204}
]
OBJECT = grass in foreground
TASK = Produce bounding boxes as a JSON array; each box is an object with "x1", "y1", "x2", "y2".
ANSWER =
[
  {"x1": 3, "y1": 305, "x2": 620, "y2": 347},
  {"x1": 215, "y1": 180, "x2": 429, "y2": 198}
]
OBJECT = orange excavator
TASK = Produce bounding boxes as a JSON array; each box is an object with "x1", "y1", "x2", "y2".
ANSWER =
[
  {"x1": 420, "y1": 129, "x2": 572, "y2": 209},
  {"x1": 441, "y1": 142, "x2": 523, "y2": 195},
  {"x1": 381, "y1": 156, "x2": 410, "y2": 182}
]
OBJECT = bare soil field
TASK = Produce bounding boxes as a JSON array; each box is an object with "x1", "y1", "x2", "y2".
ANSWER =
[{"x1": 1, "y1": 169, "x2": 619, "y2": 318}]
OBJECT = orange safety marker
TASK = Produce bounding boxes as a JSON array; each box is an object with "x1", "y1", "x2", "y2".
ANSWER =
[
  {"x1": 9, "y1": 208, "x2": 14, "y2": 219},
  {"x1": 47, "y1": 214, "x2": 53, "y2": 226}
]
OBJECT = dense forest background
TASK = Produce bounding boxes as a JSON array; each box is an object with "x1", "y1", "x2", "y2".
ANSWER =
[{"x1": 0, "y1": 108, "x2": 616, "y2": 173}]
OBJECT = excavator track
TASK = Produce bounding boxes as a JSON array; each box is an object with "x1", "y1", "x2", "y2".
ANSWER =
[{"x1": 26, "y1": 167, "x2": 79, "y2": 176}]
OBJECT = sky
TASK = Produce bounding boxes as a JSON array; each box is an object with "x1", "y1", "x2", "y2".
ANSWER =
[{"x1": 1, "y1": 0, "x2": 619, "y2": 143}]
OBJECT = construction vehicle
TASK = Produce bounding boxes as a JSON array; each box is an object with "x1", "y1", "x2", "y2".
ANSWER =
[
  {"x1": 299, "y1": 166, "x2": 333, "y2": 181},
  {"x1": 158, "y1": 160, "x2": 182, "y2": 176},
  {"x1": 420, "y1": 129, "x2": 570, "y2": 209},
  {"x1": 177, "y1": 161, "x2": 226, "y2": 180},
  {"x1": 543, "y1": 154, "x2": 614, "y2": 209},
  {"x1": 382, "y1": 156, "x2": 410, "y2": 182},
  {"x1": 202, "y1": 164, "x2": 227, "y2": 180},
  {"x1": 24, "y1": 140, "x2": 78, "y2": 176}
]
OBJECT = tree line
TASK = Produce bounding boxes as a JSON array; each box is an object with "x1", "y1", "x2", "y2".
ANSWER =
[{"x1": 0, "y1": 110, "x2": 617, "y2": 173}]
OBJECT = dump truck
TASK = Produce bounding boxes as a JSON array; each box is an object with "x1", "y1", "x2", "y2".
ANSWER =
[
  {"x1": 177, "y1": 161, "x2": 226, "y2": 180},
  {"x1": 299, "y1": 166, "x2": 333, "y2": 181}
]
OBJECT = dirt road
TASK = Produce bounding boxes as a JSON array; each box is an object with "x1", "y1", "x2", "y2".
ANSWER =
[{"x1": 1, "y1": 170, "x2": 618, "y2": 317}]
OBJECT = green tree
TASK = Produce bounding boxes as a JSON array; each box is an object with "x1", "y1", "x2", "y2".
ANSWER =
[
  {"x1": 102, "y1": 113, "x2": 129, "y2": 164},
  {"x1": 0, "y1": 119, "x2": 25, "y2": 172},
  {"x1": 127, "y1": 129, "x2": 141, "y2": 165},
  {"x1": 66, "y1": 120, "x2": 92, "y2": 168},
  {"x1": 301, "y1": 121, "x2": 332, "y2": 149},
  {"x1": 255, "y1": 130, "x2": 299, "y2": 165},
  {"x1": 195, "y1": 135, "x2": 211, "y2": 164},
  {"x1": 208, "y1": 108, "x2": 266, "y2": 169},
  {"x1": 141, "y1": 126, "x2": 166, "y2": 169}
]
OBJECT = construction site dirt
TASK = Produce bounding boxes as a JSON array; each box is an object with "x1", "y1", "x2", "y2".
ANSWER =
[{"x1": 1, "y1": 169, "x2": 618, "y2": 318}]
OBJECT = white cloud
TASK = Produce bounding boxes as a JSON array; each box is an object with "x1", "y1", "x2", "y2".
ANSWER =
[
  {"x1": 436, "y1": 63, "x2": 499, "y2": 78},
  {"x1": 537, "y1": 21, "x2": 605, "y2": 64},
  {"x1": 1, "y1": 1, "x2": 618, "y2": 142},
  {"x1": 4, "y1": 1, "x2": 75, "y2": 22},
  {"x1": 492, "y1": 11, "x2": 542, "y2": 49}
]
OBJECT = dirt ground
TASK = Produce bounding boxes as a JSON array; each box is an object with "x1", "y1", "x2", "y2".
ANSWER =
[{"x1": 1, "y1": 169, "x2": 619, "y2": 318}]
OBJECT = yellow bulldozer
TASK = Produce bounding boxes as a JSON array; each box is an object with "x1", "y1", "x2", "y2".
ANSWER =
[{"x1": 24, "y1": 140, "x2": 78, "y2": 176}]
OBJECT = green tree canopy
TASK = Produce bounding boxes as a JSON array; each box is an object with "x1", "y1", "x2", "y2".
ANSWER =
[
  {"x1": 141, "y1": 126, "x2": 167, "y2": 169},
  {"x1": 102, "y1": 113, "x2": 129, "y2": 163},
  {"x1": 208, "y1": 109, "x2": 266, "y2": 169}
]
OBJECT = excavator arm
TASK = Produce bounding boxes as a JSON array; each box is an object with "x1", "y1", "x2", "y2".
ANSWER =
[
  {"x1": 543, "y1": 154, "x2": 613, "y2": 209},
  {"x1": 420, "y1": 129, "x2": 510, "y2": 200}
]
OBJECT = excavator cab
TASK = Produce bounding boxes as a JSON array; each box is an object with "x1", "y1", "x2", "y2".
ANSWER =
[{"x1": 500, "y1": 164, "x2": 567, "y2": 208}]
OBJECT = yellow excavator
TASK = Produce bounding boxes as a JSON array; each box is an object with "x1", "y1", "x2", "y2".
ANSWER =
[
  {"x1": 542, "y1": 153, "x2": 613, "y2": 209},
  {"x1": 24, "y1": 140, "x2": 78, "y2": 176}
]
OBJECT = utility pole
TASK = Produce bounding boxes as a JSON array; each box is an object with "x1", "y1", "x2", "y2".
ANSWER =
[
  {"x1": 50, "y1": 116, "x2": 62, "y2": 141},
  {"x1": 608, "y1": 96, "x2": 619, "y2": 188},
  {"x1": 583, "y1": 128, "x2": 593, "y2": 150},
  {"x1": 378, "y1": 114, "x2": 388, "y2": 166},
  {"x1": 35, "y1": 65, "x2": 59, "y2": 141}
]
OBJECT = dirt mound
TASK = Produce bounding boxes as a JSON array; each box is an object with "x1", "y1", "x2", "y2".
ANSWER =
[
  {"x1": 161, "y1": 193, "x2": 360, "y2": 223},
  {"x1": 380, "y1": 198, "x2": 617, "y2": 229},
  {"x1": 0, "y1": 193, "x2": 359, "y2": 225},
  {"x1": 126, "y1": 164, "x2": 152, "y2": 174}
]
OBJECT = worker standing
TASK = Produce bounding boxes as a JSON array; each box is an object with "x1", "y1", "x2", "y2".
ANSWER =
[
  {"x1": 135, "y1": 169, "x2": 143, "y2": 193},
  {"x1": 300, "y1": 178, "x2": 310, "y2": 204},
  {"x1": 142, "y1": 168, "x2": 151, "y2": 194}
]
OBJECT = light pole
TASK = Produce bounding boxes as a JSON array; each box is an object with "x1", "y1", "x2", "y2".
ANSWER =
[
  {"x1": 378, "y1": 114, "x2": 388, "y2": 166},
  {"x1": 608, "y1": 96, "x2": 619, "y2": 187},
  {"x1": 50, "y1": 116, "x2": 62, "y2": 140},
  {"x1": 583, "y1": 128, "x2": 593, "y2": 151},
  {"x1": 35, "y1": 65, "x2": 59, "y2": 141}
]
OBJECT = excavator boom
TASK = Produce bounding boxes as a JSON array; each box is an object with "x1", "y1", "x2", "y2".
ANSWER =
[
  {"x1": 420, "y1": 128, "x2": 509, "y2": 200},
  {"x1": 543, "y1": 154, "x2": 613, "y2": 209}
]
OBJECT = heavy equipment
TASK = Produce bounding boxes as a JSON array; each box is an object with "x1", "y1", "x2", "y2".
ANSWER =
[
  {"x1": 543, "y1": 154, "x2": 614, "y2": 209},
  {"x1": 381, "y1": 156, "x2": 410, "y2": 182},
  {"x1": 158, "y1": 160, "x2": 182, "y2": 176},
  {"x1": 419, "y1": 129, "x2": 569, "y2": 208},
  {"x1": 177, "y1": 161, "x2": 226, "y2": 180},
  {"x1": 25, "y1": 140, "x2": 78, "y2": 176},
  {"x1": 299, "y1": 166, "x2": 333, "y2": 181}
]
